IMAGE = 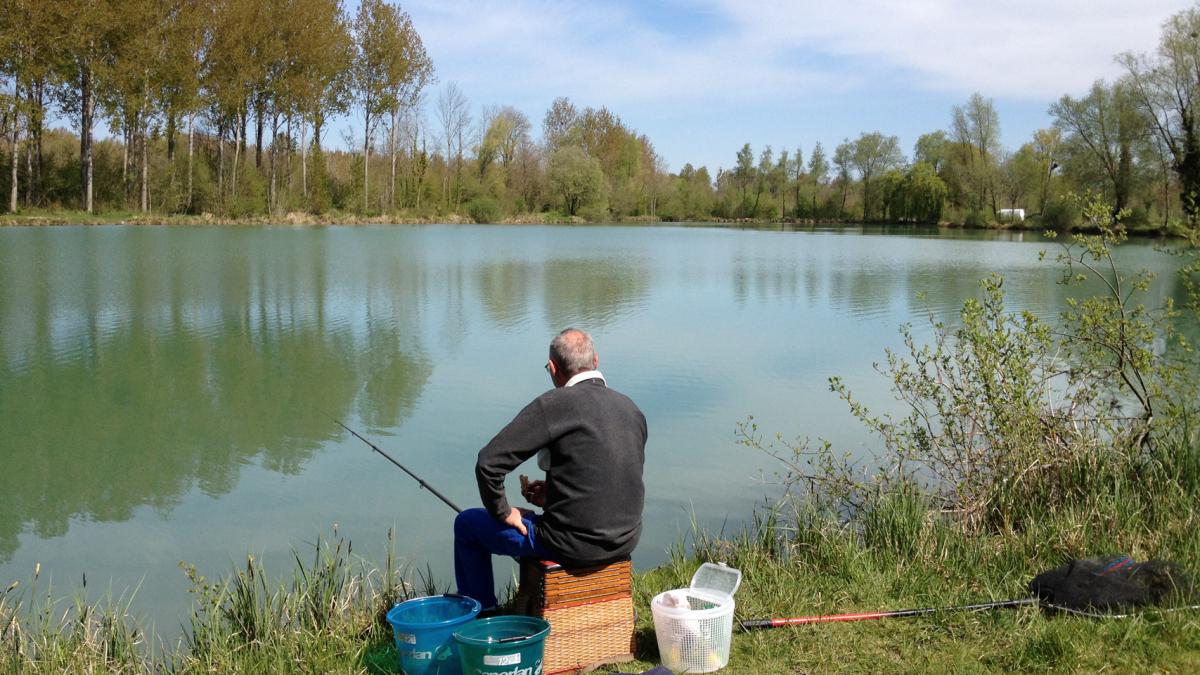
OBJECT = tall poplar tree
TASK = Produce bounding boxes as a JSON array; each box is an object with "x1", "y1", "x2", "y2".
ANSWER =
[
  {"x1": 807, "y1": 141, "x2": 829, "y2": 216},
  {"x1": 733, "y1": 143, "x2": 754, "y2": 214},
  {"x1": 157, "y1": 0, "x2": 207, "y2": 213},
  {"x1": 832, "y1": 140, "x2": 853, "y2": 217},
  {"x1": 104, "y1": 0, "x2": 164, "y2": 212},
  {"x1": 1, "y1": 0, "x2": 58, "y2": 211},
  {"x1": 291, "y1": 0, "x2": 352, "y2": 206},
  {"x1": 436, "y1": 82, "x2": 469, "y2": 210},
  {"x1": 0, "y1": 0, "x2": 25, "y2": 212},
  {"x1": 352, "y1": 0, "x2": 433, "y2": 213},
  {"x1": 205, "y1": 0, "x2": 269, "y2": 207},
  {"x1": 53, "y1": 0, "x2": 120, "y2": 213}
]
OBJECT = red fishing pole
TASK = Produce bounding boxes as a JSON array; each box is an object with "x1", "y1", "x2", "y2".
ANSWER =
[{"x1": 740, "y1": 597, "x2": 1037, "y2": 629}]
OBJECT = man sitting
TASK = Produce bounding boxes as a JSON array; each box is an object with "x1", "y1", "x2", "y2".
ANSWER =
[{"x1": 453, "y1": 328, "x2": 648, "y2": 612}]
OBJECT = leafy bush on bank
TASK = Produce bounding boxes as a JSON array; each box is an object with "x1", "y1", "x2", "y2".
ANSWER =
[
  {"x1": 744, "y1": 194, "x2": 1195, "y2": 535},
  {"x1": 467, "y1": 197, "x2": 501, "y2": 224}
]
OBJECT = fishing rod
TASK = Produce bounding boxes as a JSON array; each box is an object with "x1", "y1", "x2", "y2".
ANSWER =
[
  {"x1": 741, "y1": 555, "x2": 1200, "y2": 630},
  {"x1": 740, "y1": 597, "x2": 1037, "y2": 630},
  {"x1": 332, "y1": 418, "x2": 463, "y2": 514}
]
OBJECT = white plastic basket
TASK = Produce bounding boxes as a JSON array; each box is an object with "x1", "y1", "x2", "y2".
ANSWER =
[{"x1": 650, "y1": 563, "x2": 742, "y2": 673}]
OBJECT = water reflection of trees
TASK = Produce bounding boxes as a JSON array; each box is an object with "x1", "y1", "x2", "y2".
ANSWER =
[
  {"x1": 0, "y1": 230, "x2": 659, "y2": 563},
  {"x1": 0, "y1": 229, "x2": 431, "y2": 563},
  {"x1": 541, "y1": 258, "x2": 649, "y2": 329},
  {"x1": 723, "y1": 235, "x2": 1187, "y2": 333},
  {"x1": 477, "y1": 261, "x2": 535, "y2": 329},
  {"x1": 897, "y1": 249, "x2": 1188, "y2": 331}
]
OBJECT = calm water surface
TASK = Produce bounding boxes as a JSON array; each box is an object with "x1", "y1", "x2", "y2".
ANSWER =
[{"x1": 0, "y1": 224, "x2": 1186, "y2": 637}]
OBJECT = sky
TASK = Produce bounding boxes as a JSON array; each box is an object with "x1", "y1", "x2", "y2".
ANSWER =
[{"x1": 388, "y1": 0, "x2": 1196, "y2": 175}]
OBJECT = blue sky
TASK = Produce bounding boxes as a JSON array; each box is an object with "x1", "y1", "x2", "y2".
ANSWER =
[{"x1": 390, "y1": 0, "x2": 1194, "y2": 175}]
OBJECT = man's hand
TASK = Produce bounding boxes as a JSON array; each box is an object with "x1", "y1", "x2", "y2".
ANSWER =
[
  {"x1": 503, "y1": 507, "x2": 528, "y2": 536},
  {"x1": 524, "y1": 479, "x2": 547, "y2": 507}
]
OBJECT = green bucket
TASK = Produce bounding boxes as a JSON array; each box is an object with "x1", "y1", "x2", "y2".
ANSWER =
[{"x1": 452, "y1": 616, "x2": 551, "y2": 675}]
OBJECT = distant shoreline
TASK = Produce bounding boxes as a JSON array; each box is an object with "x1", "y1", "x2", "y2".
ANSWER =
[{"x1": 0, "y1": 210, "x2": 1180, "y2": 237}]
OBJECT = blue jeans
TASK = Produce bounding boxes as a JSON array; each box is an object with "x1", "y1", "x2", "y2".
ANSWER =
[{"x1": 453, "y1": 508, "x2": 556, "y2": 609}]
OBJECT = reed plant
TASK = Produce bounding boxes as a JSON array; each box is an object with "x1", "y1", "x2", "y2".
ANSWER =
[
  {"x1": 0, "y1": 565, "x2": 150, "y2": 673},
  {"x1": 0, "y1": 529, "x2": 423, "y2": 674},
  {"x1": 176, "y1": 528, "x2": 418, "y2": 673}
]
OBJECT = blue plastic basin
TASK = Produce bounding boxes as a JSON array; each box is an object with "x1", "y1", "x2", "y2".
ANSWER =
[{"x1": 386, "y1": 594, "x2": 481, "y2": 675}]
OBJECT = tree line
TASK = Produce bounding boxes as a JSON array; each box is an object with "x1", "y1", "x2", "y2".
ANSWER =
[
  {"x1": 0, "y1": 0, "x2": 434, "y2": 217},
  {"x1": 5, "y1": 1, "x2": 1200, "y2": 228}
]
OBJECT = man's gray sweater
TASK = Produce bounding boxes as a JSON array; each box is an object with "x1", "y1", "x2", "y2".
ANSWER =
[{"x1": 475, "y1": 377, "x2": 647, "y2": 567}]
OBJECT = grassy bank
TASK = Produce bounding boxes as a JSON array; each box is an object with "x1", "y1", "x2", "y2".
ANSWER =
[
  {"x1": 621, "y1": 438, "x2": 1200, "y2": 672},
  {"x1": 2, "y1": 459, "x2": 1197, "y2": 674},
  {"x1": 0, "y1": 207, "x2": 602, "y2": 227},
  {"x1": 2, "y1": 441, "x2": 1197, "y2": 672},
  {"x1": 0, "y1": 207, "x2": 475, "y2": 227},
  {"x1": 2, "y1": 205, "x2": 1186, "y2": 235},
  {"x1": 2, "y1": 428, "x2": 1198, "y2": 672}
]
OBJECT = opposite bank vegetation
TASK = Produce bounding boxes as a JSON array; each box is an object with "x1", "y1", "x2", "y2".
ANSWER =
[
  {"x1": 2, "y1": 196, "x2": 1199, "y2": 673},
  {"x1": 0, "y1": 204, "x2": 1192, "y2": 237},
  {"x1": 10, "y1": 3, "x2": 1200, "y2": 232}
]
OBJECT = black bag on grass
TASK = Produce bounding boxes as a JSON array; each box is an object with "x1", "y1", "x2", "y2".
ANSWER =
[{"x1": 1028, "y1": 555, "x2": 1198, "y2": 615}]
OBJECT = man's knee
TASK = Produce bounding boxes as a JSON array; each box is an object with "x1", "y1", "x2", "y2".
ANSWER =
[{"x1": 454, "y1": 507, "x2": 488, "y2": 540}]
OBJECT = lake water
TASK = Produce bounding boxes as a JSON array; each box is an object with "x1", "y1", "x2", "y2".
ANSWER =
[{"x1": 0, "y1": 224, "x2": 1187, "y2": 638}]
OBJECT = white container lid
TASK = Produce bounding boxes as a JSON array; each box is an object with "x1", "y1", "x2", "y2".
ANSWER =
[{"x1": 690, "y1": 562, "x2": 741, "y2": 597}]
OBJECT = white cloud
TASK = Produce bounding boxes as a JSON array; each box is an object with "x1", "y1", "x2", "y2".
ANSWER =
[
  {"x1": 689, "y1": 0, "x2": 1192, "y2": 98},
  {"x1": 390, "y1": 0, "x2": 1198, "y2": 170},
  {"x1": 406, "y1": 0, "x2": 847, "y2": 107},
  {"x1": 408, "y1": 0, "x2": 1193, "y2": 107}
]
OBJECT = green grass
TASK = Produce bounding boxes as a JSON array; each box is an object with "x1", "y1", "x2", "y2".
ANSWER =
[
  {"x1": 621, "y1": 501, "x2": 1200, "y2": 673},
  {"x1": 0, "y1": 207, "x2": 148, "y2": 226},
  {"x1": 0, "y1": 207, "x2": 478, "y2": 227},
  {"x1": 2, "y1": 476, "x2": 1196, "y2": 674}
]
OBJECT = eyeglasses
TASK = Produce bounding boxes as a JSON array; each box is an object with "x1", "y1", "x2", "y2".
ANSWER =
[{"x1": 544, "y1": 361, "x2": 553, "y2": 374}]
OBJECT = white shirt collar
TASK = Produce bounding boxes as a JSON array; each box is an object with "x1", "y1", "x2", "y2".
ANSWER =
[{"x1": 564, "y1": 370, "x2": 605, "y2": 388}]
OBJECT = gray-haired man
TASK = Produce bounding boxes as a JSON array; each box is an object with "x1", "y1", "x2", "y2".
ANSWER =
[{"x1": 453, "y1": 328, "x2": 648, "y2": 611}]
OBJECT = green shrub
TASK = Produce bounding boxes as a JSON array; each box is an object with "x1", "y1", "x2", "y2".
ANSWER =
[
  {"x1": 467, "y1": 197, "x2": 501, "y2": 224},
  {"x1": 745, "y1": 194, "x2": 1193, "y2": 534},
  {"x1": 579, "y1": 203, "x2": 610, "y2": 222},
  {"x1": 1040, "y1": 198, "x2": 1080, "y2": 231},
  {"x1": 1125, "y1": 204, "x2": 1151, "y2": 229},
  {"x1": 226, "y1": 164, "x2": 268, "y2": 218},
  {"x1": 963, "y1": 209, "x2": 992, "y2": 228}
]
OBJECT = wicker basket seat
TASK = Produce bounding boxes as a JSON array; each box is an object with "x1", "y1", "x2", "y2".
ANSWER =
[{"x1": 514, "y1": 557, "x2": 637, "y2": 675}]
